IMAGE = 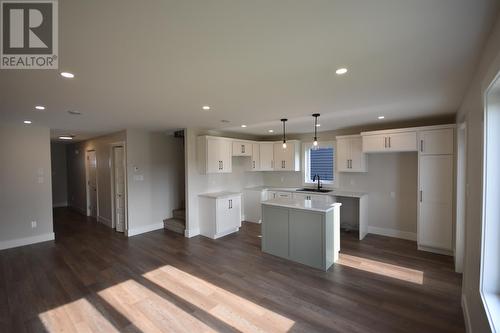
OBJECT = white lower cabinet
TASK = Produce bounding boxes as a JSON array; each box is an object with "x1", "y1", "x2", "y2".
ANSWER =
[
  {"x1": 418, "y1": 148, "x2": 454, "y2": 253},
  {"x1": 292, "y1": 192, "x2": 333, "y2": 204},
  {"x1": 199, "y1": 193, "x2": 242, "y2": 239},
  {"x1": 243, "y1": 189, "x2": 268, "y2": 223}
]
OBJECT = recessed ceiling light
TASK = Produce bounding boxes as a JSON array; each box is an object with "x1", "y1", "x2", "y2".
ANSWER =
[
  {"x1": 202, "y1": 105, "x2": 211, "y2": 111},
  {"x1": 35, "y1": 105, "x2": 45, "y2": 110},
  {"x1": 241, "y1": 125, "x2": 247, "y2": 128},
  {"x1": 335, "y1": 68, "x2": 348, "y2": 75},
  {"x1": 68, "y1": 110, "x2": 81, "y2": 115},
  {"x1": 23, "y1": 120, "x2": 32, "y2": 124},
  {"x1": 378, "y1": 116, "x2": 385, "y2": 120},
  {"x1": 316, "y1": 124, "x2": 321, "y2": 127},
  {"x1": 59, "y1": 136, "x2": 73, "y2": 140},
  {"x1": 60, "y1": 72, "x2": 74, "y2": 78},
  {"x1": 268, "y1": 129, "x2": 274, "y2": 133}
]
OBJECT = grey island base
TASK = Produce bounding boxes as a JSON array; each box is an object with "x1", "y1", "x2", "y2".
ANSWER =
[{"x1": 261, "y1": 198, "x2": 341, "y2": 271}]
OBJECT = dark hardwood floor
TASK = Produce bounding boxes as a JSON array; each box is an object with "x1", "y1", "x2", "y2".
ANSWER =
[{"x1": 0, "y1": 208, "x2": 464, "y2": 332}]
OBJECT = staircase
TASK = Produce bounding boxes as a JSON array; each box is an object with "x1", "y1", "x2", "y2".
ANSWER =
[{"x1": 163, "y1": 208, "x2": 185, "y2": 235}]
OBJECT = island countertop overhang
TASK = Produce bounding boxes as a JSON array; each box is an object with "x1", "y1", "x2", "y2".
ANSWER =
[{"x1": 262, "y1": 198, "x2": 341, "y2": 213}]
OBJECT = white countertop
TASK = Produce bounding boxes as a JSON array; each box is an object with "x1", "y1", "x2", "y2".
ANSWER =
[
  {"x1": 262, "y1": 198, "x2": 342, "y2": 213},
  {"x1": 199, "y1": 191, "x2": 242, "y2": 199},
  {"x1": 244, "y1": 186, "x2": 367, "y2": 198}
]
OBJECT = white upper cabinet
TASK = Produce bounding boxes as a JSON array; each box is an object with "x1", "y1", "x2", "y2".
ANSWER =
[
  {"x1": 362, "y1": 130, "x2": 417, "y2": 153},
  {"x1": 336, "y1": 135, "x2": 366, "y2": 172},
  {"x1": 259, "y1": 142, "x2": 275, "y2": 171},
  {"x1": 232, "y1": 141, "x2": 253, "y2": 157},
  {"x1": 250, "y1": 143, "x2": 260, "y2": 171},
  {"x1": 273, "y1": 140, "x2": 300, "y2": 171},
  {"x1": 418, "y1": 128, "x2": 454, "y2": 155},
  {"x1": 197, "y1": 136, "x2": 232, "y2": 174}
]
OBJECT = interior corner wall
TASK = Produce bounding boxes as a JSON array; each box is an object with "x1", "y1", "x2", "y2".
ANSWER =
[
  {"x1": 66, "y1": 131, "x2": 126, "y2": 226},
  {"x1": 50, "y1": 142, "x2": 68, "y2": 207},
  {"x1": 125, "y1": 129, "x2": 184, "y2": 237},
  {"x1": 184, "y1": 128, "x2": 265, "y2": 237},
  {"x1": 0, "y1": 124, "x2": 54, "y2": 250},
  {"x1": 456, "y1": 13, "x2": 500, "y2": 333}
]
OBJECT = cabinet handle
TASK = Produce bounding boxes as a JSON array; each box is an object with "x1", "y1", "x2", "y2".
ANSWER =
[
  {"x1": 420, "y1": 190, "x2": 423, "y2": 202},
  {"x1": 241, "y1": 145, "x2": 245, "y2": 154},
  {"x1": 252, "y1": 161, "x2": 255, "y2": 169},
  {"x1": 229, "y1": 199, "x2": 232, "y2": 209},
  {"x1": 221, "y1": 161, "x2": 224, "y2": 170},
  {"x1": 384, "y1": 137, "x2": 387, "y2": 148},
  {"x1": 388, "y1": 136, "x2": 391, "y2": 148},
  {"x1": 420, "y1": 140, "x2": 424, "y2": 153}
]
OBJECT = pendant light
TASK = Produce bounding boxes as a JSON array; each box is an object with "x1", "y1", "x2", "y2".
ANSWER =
[
  {"x1": 281, "y1": 118, "x2": 288, "y2": 149},
  {"x1": 312, "y1": 113, "x2": 320, "y2": 147}
]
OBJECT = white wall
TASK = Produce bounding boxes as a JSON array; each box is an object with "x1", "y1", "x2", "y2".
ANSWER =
[
  {"x1": 0, "y1": 124, "x2": 54, "y2": 250},
  {"x1": 67, "y1": 131, "x2": 126, "y2": 225},
  {"x1": 126, "y1": 130, "x2": 184, "y2": 236},
  {"x1": 50, "y1": 142, "x2": 68, "y2": 207},
  {"x1": 263, "y1": 130, "x2": 418, "y2": 236},
  {"x1": 456, "y1": 14, "x2": 500, "y2": 333},
  {"x1": 184, "y1": 128, "x2": 265, "y2": 237}
]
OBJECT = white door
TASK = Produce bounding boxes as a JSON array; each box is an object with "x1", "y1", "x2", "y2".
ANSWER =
[
  {"x1": 220, "y1": 140, "x2": 232, "y2": 173},
  {"x1": 251, "y1": 143, "x2": 260, "y2": 171},
  {"x1": 419, "y1": 128, "x2": 454, "y2": 155},
  {"x1": 113, "y1": 146, "x2": 126, "y2": 232},
  {"x1": 387, "y1": 131, "x2": 417, "y2": 152},
  {"x1": 418, "y1": 155, "x2": 453, "y2": 250},
  {"x1": 336, "y1": 138, "x2": 350, "y2": 172},
  {"x1": 349, "y1": 137, "x2": 365, "y2": 171},
  {"x1": 259, "y1": 143, "x2": 274, "y2": 171},
  {"x1": 86, "y1": 150, "x2": 98, "y2": 217}
]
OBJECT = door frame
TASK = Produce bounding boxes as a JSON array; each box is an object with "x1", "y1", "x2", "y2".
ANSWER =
[
  {"x1": 455, "y1": 121, "x2": 467, "y2": 273},
  {"x1": 85, "y1": 149, "x2": 98, "y2": 218},
  {"x1": 110, "y1": 141, "x2": 128, "y2": 232}
]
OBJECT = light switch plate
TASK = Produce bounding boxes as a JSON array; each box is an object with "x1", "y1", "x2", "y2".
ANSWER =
[{"x1": 31, "y1": 221, "x2": 37, "y2": 228}]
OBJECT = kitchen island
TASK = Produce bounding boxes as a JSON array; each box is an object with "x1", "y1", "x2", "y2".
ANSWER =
[{"x1": 261, "y1": 198, "x2": 341, "y2": 271}]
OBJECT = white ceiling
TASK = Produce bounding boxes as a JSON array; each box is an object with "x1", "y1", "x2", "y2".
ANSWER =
[{"x1": 0, "y1": 0, "x2": 498, "y2": 140}]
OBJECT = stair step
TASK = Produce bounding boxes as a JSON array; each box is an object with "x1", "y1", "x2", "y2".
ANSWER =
[
  {"x1": 172, "y1": 209, "x2": 185, "y2": 220},
  {"x1": 163, "y1": 218, "x2": 185, "y2": 235}
]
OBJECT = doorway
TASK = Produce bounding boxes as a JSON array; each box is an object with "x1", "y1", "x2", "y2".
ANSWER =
[
  {"x1": 455, "y1": 122, "x2": 467, "y2": 273},
  {"x1": 111, "y1": 144, "x2": 127, "y2": 233},
  {"x1": 85, "y1": 150, "x2": 98, "y2": 218}
]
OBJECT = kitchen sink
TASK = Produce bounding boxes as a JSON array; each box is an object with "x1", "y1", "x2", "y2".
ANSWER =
[{"x1": 296, "y1": 188, "x2": 332, "y2": 193}]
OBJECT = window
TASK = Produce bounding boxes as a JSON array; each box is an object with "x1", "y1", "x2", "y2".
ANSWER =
[
  {"x1": 303, "y1": 142, "x2": 336, "y2": 186},
  {"x1": 481, "y1": 73, "x2": 500, "y2": 332}
]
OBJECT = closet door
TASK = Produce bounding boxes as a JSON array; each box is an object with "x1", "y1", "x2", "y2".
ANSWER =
[{"x1": 418, "y1": 155, "x2": 453, "y2": 251}]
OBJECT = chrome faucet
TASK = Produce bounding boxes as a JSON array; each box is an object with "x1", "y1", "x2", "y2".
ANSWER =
[{"x1": 312, "y1": 174, "x2": 322, "y2": 191}]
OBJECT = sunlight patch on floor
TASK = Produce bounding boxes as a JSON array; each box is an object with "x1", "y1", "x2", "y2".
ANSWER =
[
  {"x1": 97, "y1": 279, "x2": 216, "y2": 332},
  {"x1": 38, "y1": 297, "x2": 120, "y2": 332},
  {"x1": 338, "y1": 253, "x2": 424, "y2": 285},
  {"x1": 143, "y1": 265, "x2": 296, "y2": 333}
]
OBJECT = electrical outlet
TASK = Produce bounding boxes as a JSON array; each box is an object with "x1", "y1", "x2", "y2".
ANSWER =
[{"x1": 31, "y1": 221, "x2": 37, "y2": 228}]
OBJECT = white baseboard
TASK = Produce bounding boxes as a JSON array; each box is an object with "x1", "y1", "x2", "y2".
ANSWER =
[
  {"x1": 184, "y1": 228, "x2": 200, "y2": 238},
  {"x1": 367, "y1": 226, "x2": 417, "y2": 241},
  {"x1": 53, "y1": 202, "x2": 68, "y2": 208},
  {"x1": 213, "y1": 227, "x2": 239, "y2": 239},
  {"x1": 98, "y1": 216, "x2": 112, "y2": 228},
  {"x1": 127, "y1": 223, "x2": 164, "y2": 237},
  {"x1": 462, "y1": 294, "x2": 472, "y2": 333},
  {"x1": 418, "y1": 245, "x2": 453, "y2": 256},
  {"x1": 0, "y1": 232, "x2": 55, "y2": 251}
]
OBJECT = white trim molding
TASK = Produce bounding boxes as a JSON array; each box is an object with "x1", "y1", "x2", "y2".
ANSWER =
[
  {"x1": 184, "y1": 228, "x2": 200, "y2": 238},
  {"x1": 127, "y1": 223, "x2": 164, "y2": 237},
  {"x1": 0, "y1": 232, "x2": 55, "y2": 251},
  {"x1": 462, "y1": 294, "x2": 472, "y2": 333},
  {"x1": 367, "y1": 226, "x2": 417, "y2": 241}
]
